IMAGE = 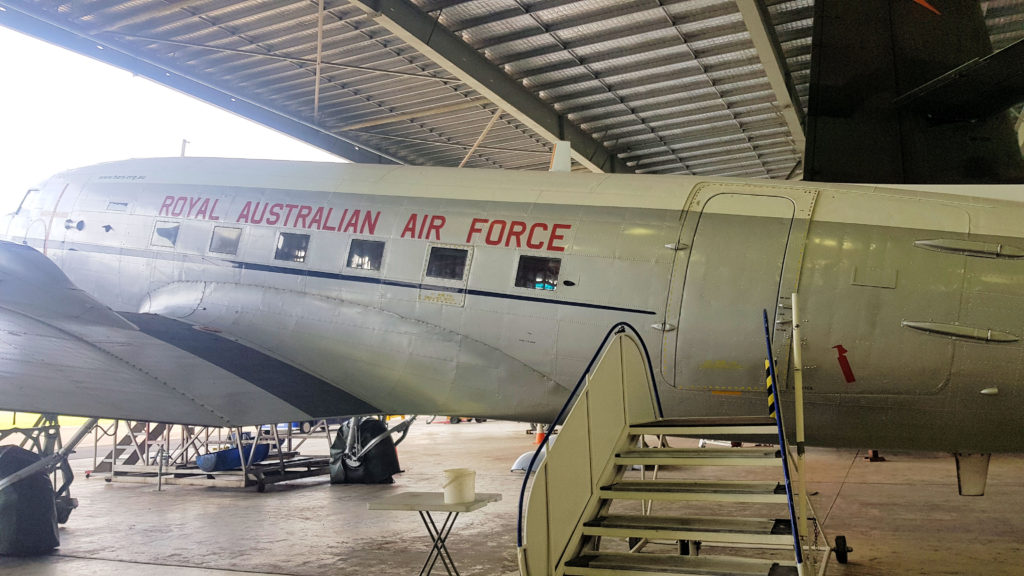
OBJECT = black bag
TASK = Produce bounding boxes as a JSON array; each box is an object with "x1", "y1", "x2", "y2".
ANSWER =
[{"x1": 0, "y1": 446, "x2": 60, "y2": 555}]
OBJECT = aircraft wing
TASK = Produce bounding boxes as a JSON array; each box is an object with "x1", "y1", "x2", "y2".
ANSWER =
[{"x1": 0, "y1": 241, "x2": 379, "y2": 426}]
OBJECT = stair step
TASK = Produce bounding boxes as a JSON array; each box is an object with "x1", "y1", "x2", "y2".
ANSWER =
[
  {"x1": 600, "y1": 480, "x2": 788, "y2": 503},
  {"x1": 583, "y1": 515, "x2": 793, "y2": 546},
  {"x1": 631, "y1": 417, "x2": 778, "y2": 437},
  {"x1": 616, "y1": 448, "x2": 781, "y2": 466},
  {"x1": 564, "y1": 552, "x2": 797, "y2": 576}
]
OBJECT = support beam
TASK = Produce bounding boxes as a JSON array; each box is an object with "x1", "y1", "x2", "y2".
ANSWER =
[
  {"x1": 459, "y1": 108, "x2": 503, "y2": 167},
  {"x1": 735, "y1": 0, "x2": 805, "y2": 157},
  {"x1": 349, "y1": 0, "x2": 630, "y2": 173},
  {"x1": 313, "y1": 0, "x2": 325, "y2": 121},
  {"x1": 335, "y1": 97, "x2": 490, "y2": 131}
]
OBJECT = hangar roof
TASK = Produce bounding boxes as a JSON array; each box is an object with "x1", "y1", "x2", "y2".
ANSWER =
[{"x1": 2, "y1": 0, "x2": 1022, "y2": 178}]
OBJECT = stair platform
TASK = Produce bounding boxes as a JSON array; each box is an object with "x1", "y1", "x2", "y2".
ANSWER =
[
  {"x1": 616, "y1": 448, "x2": 781, "y2": 467},
  {"x1": 583, "y1": 515, "x2": 793, "y2": 546},
  {"x1": 630, "y1": 417, "x2": 779, "y2": 437},
  {"x1": 600, "y1": 480, "x2": 788, "y2": 503},
  {"x1": 564, "y1": 551, "x2": 798, "y2": 576}
]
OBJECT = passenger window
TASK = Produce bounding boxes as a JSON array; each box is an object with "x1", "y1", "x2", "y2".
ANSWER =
[
  {"x1": 515, "y1": 255, "x2": 561, "y2": 291},
  {"x1": 426, "y1": 246, "x2": 468, "y2": 280},
  {"x1": 275, "y1": 232, "x2": 309, "y2": 262},
  {"x1": 151, "y1": 220, "x2": 180, "y2": 248},
  {"x1": 209, "y1": 226, "x2": 242, "y2": 255},
  {"x1": 347, "y1": 239, "x2": 384, "y2": 270}
]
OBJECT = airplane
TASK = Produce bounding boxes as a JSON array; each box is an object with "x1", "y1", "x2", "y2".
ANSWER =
[
  {"x1": 3, "y1": 155, "x2": 1024, "y2": 496},
  {"x1": 2, "y1": 0, "x2": 1023, "y2": 512}
]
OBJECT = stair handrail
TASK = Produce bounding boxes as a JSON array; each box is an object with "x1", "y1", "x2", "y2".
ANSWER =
[
  {"x1": 763, "y1": 308, "x2": 805, "y2": 573},
  {"x1": 516, "y1": 321, "x2": 662, "y2": 548}
]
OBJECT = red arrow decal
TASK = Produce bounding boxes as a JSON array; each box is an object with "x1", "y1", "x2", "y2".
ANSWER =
[{"x1": 833, "y1": 344, "x2": 856, "y2": 383}]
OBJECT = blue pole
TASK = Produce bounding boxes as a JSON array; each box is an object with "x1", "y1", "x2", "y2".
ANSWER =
[{"x1": 763, "y1": 309, "x2": 804, "y2": 566}]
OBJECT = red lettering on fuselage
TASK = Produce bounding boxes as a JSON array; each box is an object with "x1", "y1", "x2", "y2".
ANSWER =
[
  {"x1": 506, "y1": 221, "x2": 527, "y2": 247},
  {"x1": 466, "y1": 218, "x2": 571, "y2": 252},
  {"x1": 343, "y1": 210, "x2": 361, "y2": 233},
  {"x1": 466, "y1": 218, "x2": 487, "y2": 243},
  {"x1": 361, "y1": 211, "x2": 380, "y2": 235},
  {"x1": 266, "y1": 203, "x2": 283, "y2": 225},
  {"x1": 159, "y1": 196, "x2": 175, "y2": 216},
  {"x1": 161, "y1": 196, "x2": 222, "y2": 221},
  {"x1": 425, "y1": 215, "x2": 444, "y2": 240},
  {"x1": 322, "y1": 207, "x2": 337, "y2": 231},
  {"x1": 526, "y1": 223, "x2": 547, "y2": 249},
  {"x1": 171, "y1": 196, "x2": 187, "y2": 217},
  {"x1": 547, "y1": 223, "x2": 570, "y2": 252},
  {"x1": 401, "y1": 214, "x2": 419, "y2": 238},
  {"x1": 401, "y1": 213, "x2": 442, "y2": 239},
  {"x1": 295, "y1": 205, "x2": 312, "y2": 229},
  {"x1": 486, "y1": 220, "x2": 507, "y2": 245}
]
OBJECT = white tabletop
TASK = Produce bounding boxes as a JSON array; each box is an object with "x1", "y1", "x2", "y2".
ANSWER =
[{"x1": 368, "y1": 491, "x2": 502, "y2": 513}]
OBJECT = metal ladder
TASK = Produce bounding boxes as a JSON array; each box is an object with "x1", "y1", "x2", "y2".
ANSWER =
[
  {"x1": 517, "y1": 308, "x2": 836, "y2": 576},
  {"x1": 93, "y1": 421, "x2": 169, "y2": 474}
]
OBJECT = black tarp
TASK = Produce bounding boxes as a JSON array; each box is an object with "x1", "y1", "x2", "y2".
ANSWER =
[{"x1": 0, "y1": 446, "x2": 59, "y2": 555}]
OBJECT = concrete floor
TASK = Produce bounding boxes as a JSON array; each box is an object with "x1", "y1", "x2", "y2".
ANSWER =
[{"x1": 2, "y1": 420, "x2": 1023, "y2": 575}]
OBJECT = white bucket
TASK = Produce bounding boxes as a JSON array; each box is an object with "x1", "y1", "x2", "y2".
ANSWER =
[{"x1": 443, "y1": 468, "x2": 476, "y2": 504}]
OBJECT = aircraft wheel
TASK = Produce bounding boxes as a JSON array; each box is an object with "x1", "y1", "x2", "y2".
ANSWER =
[
  {"x1": 835, "y1": 535, "x2": 850, "y2": 564},
  {"x1": 449, "y1": 416, "x2": 461, "y2": 424},
  {"x1": 474, "y1": 418, "x2": 487, "y2": 423}
]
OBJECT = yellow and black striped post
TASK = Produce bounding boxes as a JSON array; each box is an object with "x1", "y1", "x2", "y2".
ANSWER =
[{"x1": 765, "y1": 358, "x2": 776, "y2": 419}]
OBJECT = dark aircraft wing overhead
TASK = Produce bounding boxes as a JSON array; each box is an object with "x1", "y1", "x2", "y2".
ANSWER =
[
  {"x1": 0, "y1": 241, "x2": 378, "y2": 426},
  {"x1": 805, "y1": 0, "x2": 1024, "y2": 184},
  {"x1": 894, "y1": 39, "x2": 1024, "y2": 123}
]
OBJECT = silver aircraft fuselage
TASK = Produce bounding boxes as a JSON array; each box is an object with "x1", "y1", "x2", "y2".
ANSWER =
[{"x1": 6, "y1": 157, "x2": 1024, "y2": 452}]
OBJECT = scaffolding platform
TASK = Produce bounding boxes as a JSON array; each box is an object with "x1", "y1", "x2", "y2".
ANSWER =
[
  {"x1": 108, "y1": 454, "x2": 332, "y2": 491},
  {"x1": 96, "y1": 420, "x2": 338, "y2": 491}
]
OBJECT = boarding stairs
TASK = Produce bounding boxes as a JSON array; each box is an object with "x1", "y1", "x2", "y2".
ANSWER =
[
  {"x1": 93, "y1": 421, "x2": 169, "y2": 473},
  {"x1": 517, "y1": 313, "x2": 837, "y2": 576}
]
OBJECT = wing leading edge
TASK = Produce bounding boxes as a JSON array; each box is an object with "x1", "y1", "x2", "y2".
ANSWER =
[{"x1": 0, "y1": 241, "x2": 378, "y2": 426}]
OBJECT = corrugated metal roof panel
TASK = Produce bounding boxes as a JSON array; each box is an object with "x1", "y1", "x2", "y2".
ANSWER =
[{"x1": 4, "y1": 0, "x2": 1021, "y2": 179}]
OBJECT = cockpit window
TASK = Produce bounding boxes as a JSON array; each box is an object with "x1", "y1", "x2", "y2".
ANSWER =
[{"x1": 15, "y1": 189, "x2": 40, "y2": 215}]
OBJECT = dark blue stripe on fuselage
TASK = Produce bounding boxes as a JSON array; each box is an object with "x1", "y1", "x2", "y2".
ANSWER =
[
  {"x1": 57, "y1": 241, "x2": 656, "y2": 316},
  {"x1": 230, "y1": 260, "x2": 657, "y2": 316},
  {"x1": 121, "y1": 312, "x2": 380, "y2": 417}
]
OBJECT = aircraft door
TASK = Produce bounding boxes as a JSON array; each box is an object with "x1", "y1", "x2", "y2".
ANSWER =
[{"x1": 668, "y1": 193, "x2": 795, "y2": 392}]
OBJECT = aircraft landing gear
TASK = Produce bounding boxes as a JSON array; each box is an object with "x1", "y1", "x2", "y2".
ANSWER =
[{"x1": 329, "y1": 416, "x2": 414, "y2": 484}]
